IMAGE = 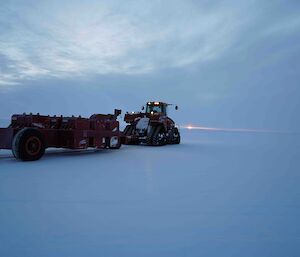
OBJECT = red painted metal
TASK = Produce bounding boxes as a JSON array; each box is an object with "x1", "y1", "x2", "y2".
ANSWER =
[
  {"x1": 0, "y1": 128, "x2": 13, "y2": 149},
  {"x1": 122, "y1": 101, "x2": 180, "y2": 145},
  {"x1": 0, "y1": 109, "x2": 122, "y2": 160}
]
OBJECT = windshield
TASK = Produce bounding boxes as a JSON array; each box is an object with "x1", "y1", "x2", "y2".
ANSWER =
[
  {"x1": 146, "y1": 103, "x2": 166, "y2": 114},
  {"x1": 146, "y1": 105, "x2": 162, "y2": 113}
]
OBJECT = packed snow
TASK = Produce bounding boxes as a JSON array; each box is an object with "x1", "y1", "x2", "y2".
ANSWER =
[{"x1": 0, "y1": 128, "x2": 299, "y2": 257}]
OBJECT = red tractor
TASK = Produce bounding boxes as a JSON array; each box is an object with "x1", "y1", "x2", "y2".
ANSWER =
[
  {"x1": 0, "y1": 109, "x2": 122, "y2": 161},
  {"x1": 123, "y1": 101, "x2": 180, "y2": 146}
]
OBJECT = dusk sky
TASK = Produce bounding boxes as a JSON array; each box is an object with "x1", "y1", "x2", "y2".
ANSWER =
[
  {"x1": 1, "y1": 0, "x2": 300, "y2": 129},
  {"x1": 1, "y1": 2, "x2": 300, "y2": 256}
]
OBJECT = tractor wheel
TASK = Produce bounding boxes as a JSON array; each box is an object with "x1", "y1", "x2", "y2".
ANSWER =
[
  {"x1": 146, "y1": 136, "x2": 152, "y2": 145},
  {"x1": 123, "y1": 125, "x2": 139, "y2": 145},
  {"x1": 146, "y1": 126, "x2": 156, "y2": 145},
  {"x1": 171, "y1": 127, "x2": 181, "y2": 144},
  {"x1": 152, "y1": 126, "x2": 167, "y2": 146},
  {"x1": 12, "y1": 128, "x2": 46, "y2": 161},
  {"x1": 123, "y1": 125, "x2": 134, "y2": 136}
]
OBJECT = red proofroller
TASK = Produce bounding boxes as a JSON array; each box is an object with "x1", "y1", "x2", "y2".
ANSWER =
[{"x1": 0, "y1": 109, "x2": 122, "y2": 161}]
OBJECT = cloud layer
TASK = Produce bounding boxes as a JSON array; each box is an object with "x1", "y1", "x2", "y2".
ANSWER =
[
  {"x1": 0, "y1": 0, "x2": 249, "y2": 85},
  {"x1": 1, "y1": 0, "x2": 300, "y2": 86}
]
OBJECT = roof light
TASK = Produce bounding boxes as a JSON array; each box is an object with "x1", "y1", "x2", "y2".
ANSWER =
[{"x1": 154, "y1": 102, "x2": 160, "y2": 105}]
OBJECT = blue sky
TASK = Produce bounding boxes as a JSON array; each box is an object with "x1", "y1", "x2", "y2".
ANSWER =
[{"x1": 0, "y1": 0, "x2": 300, "y2": 129}]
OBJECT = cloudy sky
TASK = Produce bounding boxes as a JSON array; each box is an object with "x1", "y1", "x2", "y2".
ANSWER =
[{"x1": 0, "y1": 0, "x2": 300, "y2": 129}]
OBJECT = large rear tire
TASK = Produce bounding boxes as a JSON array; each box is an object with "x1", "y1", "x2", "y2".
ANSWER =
[{"x1": 12, "y1": 128, "x2": 46, "y2": 161}]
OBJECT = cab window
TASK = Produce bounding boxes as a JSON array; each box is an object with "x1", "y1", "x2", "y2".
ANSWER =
[{"x1": 146, "y1": 103, "x2": 166, "y2": 114}]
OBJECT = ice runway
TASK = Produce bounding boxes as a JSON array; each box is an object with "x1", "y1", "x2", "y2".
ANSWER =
[{"x1": 0, "y1": 130, "x2": 299, "y2": 257}]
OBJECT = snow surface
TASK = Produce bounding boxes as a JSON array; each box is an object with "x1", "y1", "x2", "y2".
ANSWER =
[{"x1": 0, "y1": 130, "x2": 300, "y2": 257}]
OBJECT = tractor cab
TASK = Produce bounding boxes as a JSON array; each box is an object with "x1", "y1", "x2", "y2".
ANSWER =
[{"x1": 145, "y1": 102, "x2": 168, "y2": 116}]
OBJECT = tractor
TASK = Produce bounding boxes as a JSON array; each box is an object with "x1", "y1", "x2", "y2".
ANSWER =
[{"x1": 122, "y1": 101, "x2": 180, "y2": 146}]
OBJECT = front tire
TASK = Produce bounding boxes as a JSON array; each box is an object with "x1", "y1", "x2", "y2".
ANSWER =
[{"x1": 12, "y1": 128, "x2": 46, "y2": 161}]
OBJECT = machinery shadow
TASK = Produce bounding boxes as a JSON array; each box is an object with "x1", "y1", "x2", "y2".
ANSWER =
[{"x1": 0, "y1": 147, "x2": 119, "y2": 161}]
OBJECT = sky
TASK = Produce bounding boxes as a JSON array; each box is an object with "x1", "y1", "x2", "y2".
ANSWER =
[{"x1": 0, "y1": 0, "x2": 300, "y2": 130}]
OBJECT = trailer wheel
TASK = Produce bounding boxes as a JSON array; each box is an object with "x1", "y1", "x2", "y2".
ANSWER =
[
  {"x1": 152, "y1": 126, "x2": 167, "y2": 146},
  {"x1": 12, "y1": 128, "x2": 46, "y2": 161}
]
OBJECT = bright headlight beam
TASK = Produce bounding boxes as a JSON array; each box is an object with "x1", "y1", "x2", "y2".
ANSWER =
[{"x1": 181, "y1": 125, "x2": 295, "y2": 134}]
